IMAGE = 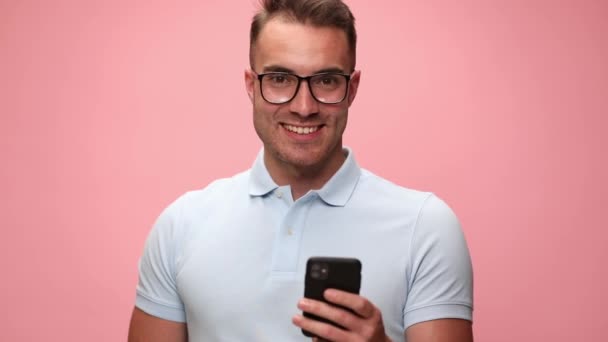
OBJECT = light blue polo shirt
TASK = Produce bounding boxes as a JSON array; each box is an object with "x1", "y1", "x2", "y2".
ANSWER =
[{"x1": 135, "y1": 148, "x2": 473, "y2": 341}]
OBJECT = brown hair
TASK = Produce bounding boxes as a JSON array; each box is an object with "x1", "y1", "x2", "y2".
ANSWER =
[{"x1": 249, "y1": 0, "x2": 357, "y2": 69}]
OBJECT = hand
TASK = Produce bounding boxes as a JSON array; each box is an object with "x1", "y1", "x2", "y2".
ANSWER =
[{"x1": 292, "y1": 289, "x2": 391, "y2": 342}]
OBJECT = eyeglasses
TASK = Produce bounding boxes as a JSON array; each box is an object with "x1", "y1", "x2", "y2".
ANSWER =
[{"x1": 253, "y1": 71, "x2": 352, "y2": 104}]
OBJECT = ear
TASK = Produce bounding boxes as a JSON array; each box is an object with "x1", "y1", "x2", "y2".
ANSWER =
[
  {"x1": 244, "y1": 69, "x2": 255, "y2": 103},
  {"x1": 347, "y1": 70, "x2": 361, "y2": 106}
]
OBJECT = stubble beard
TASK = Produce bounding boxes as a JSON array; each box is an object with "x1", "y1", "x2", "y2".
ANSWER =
[{"x1": 252, "y1": 104, "x2": 347, "y2": 179}]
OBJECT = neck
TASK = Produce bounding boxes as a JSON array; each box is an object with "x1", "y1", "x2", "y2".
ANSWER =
[{"x1": 264, "y1": 147, "x2": 346, "y2": 201}]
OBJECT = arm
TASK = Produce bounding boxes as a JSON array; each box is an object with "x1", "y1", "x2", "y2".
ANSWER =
[
  {"x1": 131, "y1": 197, "x2": 189, "y2": 340},
  {"x1": 128, "y1": 307, "x2": 187, "y2": 342},
  {"x1": 405, "y1": 319, "x2": 473, "y2": 342},
  {"x1": 403, "y1": 195, "x2": 474, "y2": 340}
]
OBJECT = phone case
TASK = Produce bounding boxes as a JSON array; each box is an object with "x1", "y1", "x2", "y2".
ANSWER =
[{"x1": 302, "y1": 257, "x2": 362, "y2": 338}]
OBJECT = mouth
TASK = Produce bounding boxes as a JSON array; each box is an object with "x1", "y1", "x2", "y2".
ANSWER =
[{"x1": 281, "y1": 124, "x2": 322, "y2": 135}]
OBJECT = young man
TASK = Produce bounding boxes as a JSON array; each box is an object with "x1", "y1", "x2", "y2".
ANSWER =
[{"x1": 128, "y1": 1, "x2": 473, "y2": 341}]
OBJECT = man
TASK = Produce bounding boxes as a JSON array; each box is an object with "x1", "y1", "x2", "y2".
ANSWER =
[{"x1": 128, "y1": 0, "x2": 473, "y2": 341}]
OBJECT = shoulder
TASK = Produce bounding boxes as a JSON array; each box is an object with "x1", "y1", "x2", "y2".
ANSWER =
[
  {"x1": 355, "y1": 168, "x2": 437, "y2": 212},
  {"x1": 358, "y1": 169, "x2": 430, "y2": 199},
  {"x1": 354, "y1": 169, "x2": 462, "y2": 238},
  {"x1": 149, "y1": 169, "x2": 251, "y2": 238},
  {"x1": 170, "y1": 169, "x2": 251, "y2": 212}
]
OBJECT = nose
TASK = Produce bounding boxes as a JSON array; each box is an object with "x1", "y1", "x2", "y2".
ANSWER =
[{"x1": 289, "y1": 79, "x2": 319, "y2": 117}]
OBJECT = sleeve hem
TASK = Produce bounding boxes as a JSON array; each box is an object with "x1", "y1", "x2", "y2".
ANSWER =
[
  {"x1": 135, "y1": 293, "x2": 187, "y2": 323},
  {"x1": 404, "y1": 303, "x2": 472, "y2": 330}
]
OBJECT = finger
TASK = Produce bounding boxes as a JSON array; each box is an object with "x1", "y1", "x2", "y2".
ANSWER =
[
  {"x1": 324, "y1": 289, "x2": 375, "y2": 319},
  {"x1": 292, "y1": 314, "x2": 353, "y2": 342},
  {"x1": 297, "y1": 298, "x2": 363, "y2": 332}
]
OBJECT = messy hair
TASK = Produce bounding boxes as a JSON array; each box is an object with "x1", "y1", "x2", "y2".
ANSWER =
[{"x1": 249, "y1": 0, "x2": 357, "y2": 68}]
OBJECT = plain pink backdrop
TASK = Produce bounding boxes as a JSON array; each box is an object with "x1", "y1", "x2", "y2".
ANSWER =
[{"x1": 1, "y1": 0, "x2": 607, "y2": 340}]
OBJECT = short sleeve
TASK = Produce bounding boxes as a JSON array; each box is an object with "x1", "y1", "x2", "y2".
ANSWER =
[
  {"x1": 403, "y1": 194, "x2": 474, "y2": 329},
  {"x1": 135, "y1": 197, "x2": 187, "y2": 323}
]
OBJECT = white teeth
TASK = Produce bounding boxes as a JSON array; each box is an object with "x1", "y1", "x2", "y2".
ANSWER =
[{"x1": 284, "y1": 124, "x2": 319, "y2": 135}]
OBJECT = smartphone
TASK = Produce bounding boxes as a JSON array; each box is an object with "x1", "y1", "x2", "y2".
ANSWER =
[{"x1": 302, "y1": 256, "x2": 362, "y2": 338}]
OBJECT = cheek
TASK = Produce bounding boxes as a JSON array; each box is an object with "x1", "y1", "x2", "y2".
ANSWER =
[
  {"x1": 333, "y1": 111, "x2": 349, "y2": 136},
  {"x1": 253, "y1": 101, "x2": 281, "y2": 127},
  {"x1": 325, "y1": 107, "x2": 349, "y2": 126}
]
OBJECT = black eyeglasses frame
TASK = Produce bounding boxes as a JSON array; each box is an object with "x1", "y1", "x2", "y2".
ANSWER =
[{"x1": 253, "y1": 71, "x2": 353, "y2": 105}]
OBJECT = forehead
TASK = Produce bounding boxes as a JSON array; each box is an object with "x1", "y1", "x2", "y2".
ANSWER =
[{"x1": 253, "y1": 17, "x2": 352, "y2": 74}]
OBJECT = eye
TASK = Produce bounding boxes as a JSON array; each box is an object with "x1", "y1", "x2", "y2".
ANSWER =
[
  {"x1": 320, "y1": 76, "x2": 337, "y2": 85},
  {"x1": 312, "y1": 74, "x2": 342, "y2": 88},
  {"x1": 265, "y1": 73, "x2": 295, "y2": 87},
  {"x1": 269, "y1": 75, "x2": 286, "y2": 83}
]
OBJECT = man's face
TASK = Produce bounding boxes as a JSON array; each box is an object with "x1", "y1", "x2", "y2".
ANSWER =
[{"x1": 245, "y1": 17, "x2": 360, "y2": 175}]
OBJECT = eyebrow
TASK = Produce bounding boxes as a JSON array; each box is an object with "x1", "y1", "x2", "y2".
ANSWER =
[{"x1": 262, "y1": 65, "x2": 347, "y2": 75}]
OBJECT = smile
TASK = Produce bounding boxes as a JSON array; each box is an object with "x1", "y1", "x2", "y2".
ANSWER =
[{"x1": 282, "y1": 124, "x2": 321, "y2": 135}]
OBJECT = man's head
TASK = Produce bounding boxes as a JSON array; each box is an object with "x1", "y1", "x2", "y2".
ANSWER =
[
  {"x1": 245, "y1": 0, "x2": 361, "y2": 182},
  {"x1": 250, "y1": 0, "x2": 357, "y2": 70}
]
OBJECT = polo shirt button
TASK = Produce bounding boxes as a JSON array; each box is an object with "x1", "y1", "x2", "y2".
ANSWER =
[
  {"x1": 276, "y1": 190, "x2": 283, "y2": 198},
  {"x1": 287, "y1": 227, "x2": 294, "y2": 235}
]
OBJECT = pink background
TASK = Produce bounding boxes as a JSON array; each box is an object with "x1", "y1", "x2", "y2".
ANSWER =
[{"x1": 1, "y1": 0, "x2": 607, "y2": 340}]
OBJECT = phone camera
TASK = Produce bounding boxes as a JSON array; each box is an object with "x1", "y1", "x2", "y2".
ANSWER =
[{"x1": 310, "y1": 262, "x2": 329, "y2": 280}]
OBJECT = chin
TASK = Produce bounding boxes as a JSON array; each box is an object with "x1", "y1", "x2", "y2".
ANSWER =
[
  {"x1": 279, "y1": 148, "x2": 332, "y2": 169},
  {"x1": 281, "y1": 154, "x2": 322, "y2": 168}
]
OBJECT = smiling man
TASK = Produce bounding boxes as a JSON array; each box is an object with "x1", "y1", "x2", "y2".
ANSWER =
[
  {"x1": 128, "y1": 1, "x2": 473, "y2": 341},
  {"x1": 247, "y1": 12, "x2": 358, "y2": 201}
]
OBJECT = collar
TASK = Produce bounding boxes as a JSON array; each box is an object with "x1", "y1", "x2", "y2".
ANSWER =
[
  {"x1": 248, "y1": 147, "x2": 361, "y2": 207},
  {"x1": 248, "y1": 149, "x2": 279, "y2": 197}
]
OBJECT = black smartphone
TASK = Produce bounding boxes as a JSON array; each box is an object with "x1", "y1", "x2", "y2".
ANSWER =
[{"x1": 302, "y1": 256, "x2": 362, "y2": 338}]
